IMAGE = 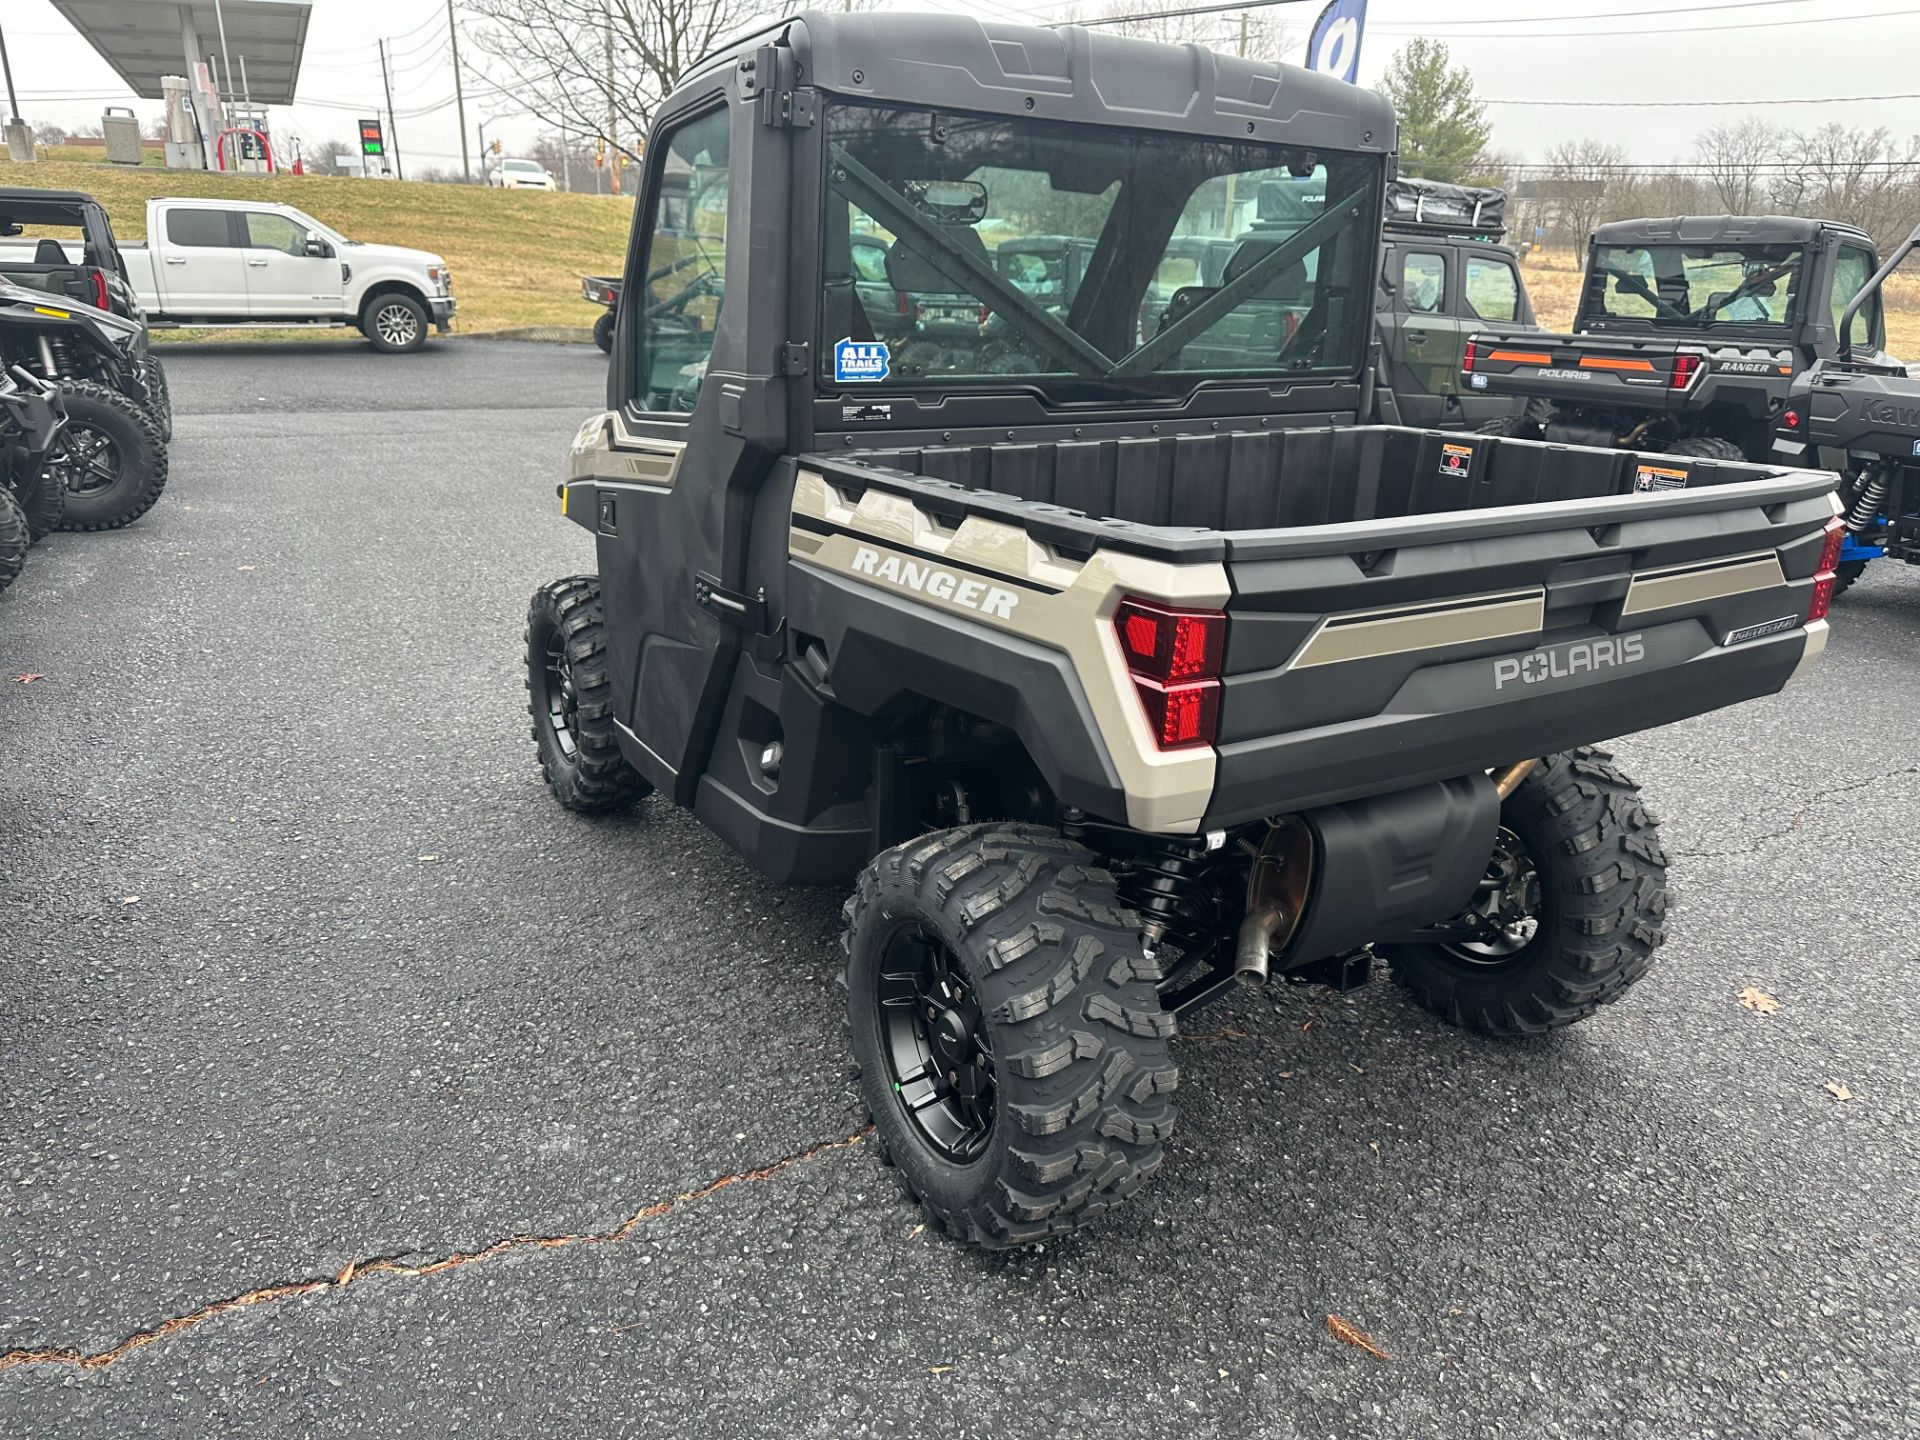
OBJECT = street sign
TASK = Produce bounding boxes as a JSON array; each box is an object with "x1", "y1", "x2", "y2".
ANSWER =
[{"x1": 358, "y1": 118, "x2": 385, "y2": 157}]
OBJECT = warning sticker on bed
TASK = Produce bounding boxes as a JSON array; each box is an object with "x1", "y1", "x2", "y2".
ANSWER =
[
  {"x1": 1439, "y1": 442, "x2": 1474, "y2": 479},
  {"x1": 1634, "y1": 463, "x2": 1689, "y2": 493}
]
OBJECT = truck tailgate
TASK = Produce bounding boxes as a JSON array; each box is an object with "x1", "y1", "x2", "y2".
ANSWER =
[{"x1": 1465, "y1": 327, "x2": 1707, "y2": 412}]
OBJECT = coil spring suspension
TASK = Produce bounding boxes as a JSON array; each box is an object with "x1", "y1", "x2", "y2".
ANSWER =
[
  {"x1": 1845, "y1": 467, "x2": 1891, "y2": 535},
  {"x1": 30, "y1": 332, "x2": 76, "y2": 381},
  {"x1": 1115, "y1": 841, "x2": 1243, "y2": 976}
]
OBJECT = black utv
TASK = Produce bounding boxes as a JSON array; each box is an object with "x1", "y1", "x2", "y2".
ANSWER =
[
  {"x1": 1467, "y1": 214, "x2": 1891, "y2": 463},
  {"x1": 526, "y1": 11, "x2": 1841, "y2": 1249},
  {"x1": 0, "y1": 368, "x2": 69, "y2": 593},
  {"x1": 0, "y1": 277, "x2": 169, "y2": 530}
]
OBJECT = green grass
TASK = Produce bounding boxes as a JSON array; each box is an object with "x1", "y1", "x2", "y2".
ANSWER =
[{"x1": 0, "y1": 156, "x2": 633, "y2": 337}]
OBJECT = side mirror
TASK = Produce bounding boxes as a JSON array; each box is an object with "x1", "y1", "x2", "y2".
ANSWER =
[{"x1": 306, "y1": 238, "x2": 332, "y2": 259}]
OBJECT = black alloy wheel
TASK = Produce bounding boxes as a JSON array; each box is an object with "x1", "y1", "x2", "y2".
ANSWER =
[
  {"x1": 1439, "y1": 825, "x2": 1543, "y2": 967},
  {"x1": 875, "y1": 927, "x2": 997, "y2": 1164}
]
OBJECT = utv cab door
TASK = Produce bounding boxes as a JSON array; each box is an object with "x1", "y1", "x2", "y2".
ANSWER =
[
  {"x1": 1454, "y1": 248, "x2": 1532, "y2": 427},
  {"x1": 588, "y1": 86, "x2": 792, "y2": 805},
  {"x1": 1376, "y1": 242, "x2": 1457, "y2": 428}
]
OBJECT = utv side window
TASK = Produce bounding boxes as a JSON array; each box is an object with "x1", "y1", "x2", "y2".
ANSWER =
[
  {"x1": 1464, "y1": 255, "x2": 1521, "y2": 323},
  {"x1": 1832, "y1": 243, "x2": 1880, "y2": 349},
  {"x1": 634, "y1": 106, "x2": 730, "y2": 414},
  {"x1": 1401, "y1": 252, "x2": 1446, "y2": 314}
]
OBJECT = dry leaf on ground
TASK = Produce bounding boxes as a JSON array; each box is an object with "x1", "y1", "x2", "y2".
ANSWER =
[
  {"x1": 1824, "y1": 1082, "x2": 1853, "y2": 1101},
  {"x1": 13, "y1": 674, "x2": 44, "y2": 683},
  {"x1": 1326, "y1": 1314, "x2": 1389, "y2": 1360},
  {"x1": 1737, "y1": 987, "x2": 1780, "y2": 1015}
]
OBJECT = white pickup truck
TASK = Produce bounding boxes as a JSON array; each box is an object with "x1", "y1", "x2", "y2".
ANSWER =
[{"x1": 121, "y1": 197, "x2": 456, "y2": 353}]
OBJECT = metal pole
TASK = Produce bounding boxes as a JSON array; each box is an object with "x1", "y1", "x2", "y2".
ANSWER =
[
  {"x1": 559, "y1": 119, "x2": 570, "y2": 193},
  {"x1": 0, "y1": 19, "x2": 23, "y2": 123},
  {"x1": 447, "y1": 0, "x2": 471, "y2": 181},
  {"x1": 604, "y1": 1, "x2": 618, "y2": 197},
  {"x1": 211, "y1": 0, "x2": 237, "y2": 106},
  {"x1": 378, "y1": 38, "x2": 404, "y2": 179}
]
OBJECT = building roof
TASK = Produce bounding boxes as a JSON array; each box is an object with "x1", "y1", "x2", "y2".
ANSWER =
[{"x1": 50, "y1": 0, "x2": 313, "y2": 105}]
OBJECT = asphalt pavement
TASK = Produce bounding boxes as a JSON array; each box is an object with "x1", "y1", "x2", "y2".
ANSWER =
[{"x1": 2, "y1": 340, "x2": 1916, "y2": 1438}]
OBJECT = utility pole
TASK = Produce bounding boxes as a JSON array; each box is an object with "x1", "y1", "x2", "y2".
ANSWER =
[
  {"x1": 559, "y1": 118, "x2": 570, "y2": 192},
  {"x1": 604, "y1": 3, "x2": 619, "y2": 197},
  {"x1": 378, "y1": 38, "x2": 404, "y2": 179},
  {"x1": 447, "y1": 0, "x2": 471, "y2": 181}
]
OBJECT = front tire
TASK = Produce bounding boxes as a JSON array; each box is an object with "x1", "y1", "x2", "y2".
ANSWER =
[
  {"x1": 15, "y1": 465, "x2": 66, "y2": 540},
  {"x1": 1380, "y1": 748, "x2": 1668, "y2": 1036},
  {"x1": 139, "y1": 355, "x2": 174, "y2": 443},
  {"x1": 524, "y1": 576, "x2": 652, "y2": 812},
  {"x1": 0, "y1": 489, "x2": 27, "y2": 593},
  {"x1": 47, "y1": 380, "x2": 169, "y2": 531},
  {"x1": 592, "y1": 310, "x2": 615, "y2": 354},
  {"x1": 845, "y1": 824, "x2": 1178, "y2": 1249},
  {"x1": 362, "y1": 292, "x2": 429, "y2": 354}
]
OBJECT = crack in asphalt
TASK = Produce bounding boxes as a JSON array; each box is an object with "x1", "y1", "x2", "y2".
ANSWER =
[
  {"x1": 0, "y1": 1127, "x2": 872, "y2": 1378},
  {"x1": 1669, "y1": 764, "x2": 1920, "y2": 859}
]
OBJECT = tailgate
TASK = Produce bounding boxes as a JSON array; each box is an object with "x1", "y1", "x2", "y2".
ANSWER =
[
  {"x1": 1466, "y1": 328, "x2": 1704, "y2": 411},
  {"x1": 1208, "y1": 437, "x2": 1837, "y2": 826}
]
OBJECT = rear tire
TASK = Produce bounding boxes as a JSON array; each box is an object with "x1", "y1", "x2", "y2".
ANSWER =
[
  {"x1": 362, "y1": 292, "x2": 429, "y2": 354},
  {"x1": 1476, "y1": 411, "x2": 1542, "y2": 439},
  {"x1": 844, "y1": 824, "x2": 1178, "y2": 1249},
  {"x1": 1380, "y1": 747, "x2": 1668, "y2": 1036},
  {"x1": 48, "y1": 380, "x2": 169, "y2": 531},
  {"x1": 592, "y1": 310, "x2": 615, "y2": 354},
  {"x1": 1662, "y1": 435, "x2": 1746, "y2": 462},
  {"x1": 524, "y1": 575, "x2": 652, "y2": 812},
  {"x1": 1832, "y1": 559, "x2": 1867, "y2": 599},
  {"x1": 0, "y1": 488, "x2": 27, "y2": 593}
]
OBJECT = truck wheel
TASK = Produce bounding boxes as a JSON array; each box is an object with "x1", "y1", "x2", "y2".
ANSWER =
[
  {"x1": 362, "y1": 292, "x2": 429, "y2": 354},
  {"x1": 592, "y1": 310, "x2": 615, "y2": 354},
  {"x1": 47, "y1": 380, "x2": 169, "y2": 532},
  {"x1": 844, "y1": 824, "x2": 1178, "y2": 1249},
  {"x1": 1379, "y1": 747, "x2": 1668, "y2": 1036},
  {"x1": 15, "y1": 467, "x2": 65, "y2": 541},
  {"x1": 1662, "y1": 435, "x2": 1746, "y2": 462},
  {"x1": 140, "y1": 356, "x2": 174, "y2": 443},
  {"x1": 524, "y1": 576, "x2": 652, "y2": 812},
  {"x1": 0, "y1": 489, "x2": 27, "y2": 593}
]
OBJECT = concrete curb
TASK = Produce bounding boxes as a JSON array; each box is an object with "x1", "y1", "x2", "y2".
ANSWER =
[{"x1": 458, "y1": 326, "x2": 598, "y2": 345}]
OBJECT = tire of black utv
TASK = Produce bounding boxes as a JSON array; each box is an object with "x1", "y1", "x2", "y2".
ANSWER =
[
  {"x1": 362, "y1": 292, "x2": 430, "y2": 354},
  {"x1": 524, "y1": 576, "x2": 652, "y2": 812},
  {"x1": 1662, "y1": 435, "x2": 1747, "y2": 462},
  {"x1": 1475, "y1": 411, "x2": 1542, "y2": 439},
  {"x1": 592, "y1": 310, "x2": 615, "y2": 354},
  {"x1": 844, "y1": 824, "x2": 1179, "y2": 1249},
  {"x1": 49, "y1": 380, "x2": 169, "y2": 532},
  {"x1": 141, "y1": 355, "x2": 174, "y2": 443},
  {"x1": 16, "y1": 466, "x2": 66, "y2": 541},
  {"x1": 0, "y1": 488, "x2": 27, "y2": 593},
  {"x1": 1379, "y1": 747, "x2": 1669, "y2": 1037},
  {"x1": 1832, "y1": 559, "x2": 1867, "y2": 599}
]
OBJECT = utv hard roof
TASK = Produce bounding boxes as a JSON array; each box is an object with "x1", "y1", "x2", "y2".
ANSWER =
[
  {"x1": 0, "y1": 188, "x2": 104, "y2": 222},
  {"x1": 1592, "y1": 214, "x2": 1871, "y2": 248},
  {"x1": 687, "y1": 9, "x2": 1394, "y2": 154}
]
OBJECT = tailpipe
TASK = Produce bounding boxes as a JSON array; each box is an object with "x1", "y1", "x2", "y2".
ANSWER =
[
  {"x1": 1234, "y1": 903, "x2": 1285, "y2": 986},
  {"x1": 1233, "y1": 819, "x2": 1314, "y2": 987}
]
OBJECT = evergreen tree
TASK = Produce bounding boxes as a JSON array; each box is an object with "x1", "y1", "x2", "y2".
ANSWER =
[{"x1": 1377, "y1": 39, "x2": 1493, "y2": 184}]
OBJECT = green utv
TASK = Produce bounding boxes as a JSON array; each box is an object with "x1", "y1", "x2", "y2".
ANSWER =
[{"x1": 526, "y1": 12, "x2": 1843, "y2": 1248}]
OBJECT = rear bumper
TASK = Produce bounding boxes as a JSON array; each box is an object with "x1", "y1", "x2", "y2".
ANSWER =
[{"x1": 1204, "y1": 618, "x2": 1817, "y2": 827}]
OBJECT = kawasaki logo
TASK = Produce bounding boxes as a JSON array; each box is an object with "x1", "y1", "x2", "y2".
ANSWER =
[
  {"x1": 851, "y1": 545, "x2": 1020, "y2": 619},
  {"x1": 1494, "y1": 634, "x2": 1646, "y2": 690},
  {"x1": 1861, "y1": 398, "x2": 1920, "y2": 431}
]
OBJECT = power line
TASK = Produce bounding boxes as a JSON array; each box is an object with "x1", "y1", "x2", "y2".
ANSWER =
[
  {"x1": 1375, "y1": 6, "x2": 1920, "y2": 42},
  {"x1": 1397, "y1": 0, "x2": 1889, "y2": 27},
  {"x1": 1488, "y1": 91, "x2": 1920, "y2": 107},
  {"x1": 1051, "y1": 0, "x2": 1321, "y2": 32}
]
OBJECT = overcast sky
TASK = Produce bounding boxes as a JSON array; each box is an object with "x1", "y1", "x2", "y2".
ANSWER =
[{"x1": 7, "y1": 0, "x2": 1920, "y2": 175}]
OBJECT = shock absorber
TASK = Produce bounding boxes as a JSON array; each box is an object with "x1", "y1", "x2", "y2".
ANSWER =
[
  {"x1": 1844, "y1": 466, "x2": 1890, "y2": 536},
  {"x1": 35, "y1": 333, "x2": 62, "y2": 379},
  {"x1": 1115, "y1": 839, "x2": 1244, "y2": 986}
]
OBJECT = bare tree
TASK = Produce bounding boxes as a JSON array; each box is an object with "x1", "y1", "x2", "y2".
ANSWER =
[
  {"x1": 1692, "y1": 118, "x2": 1783, "y2": 213},
  {"x1": 1772, "y1": 124, "x2": 1920, "y2": 248},
  {"x1": 462, "y1": 0, "x2": 762, "y2": 162},
  {"x1": 1541, "y1": 138, "x2": 1628, "y2": 244}
]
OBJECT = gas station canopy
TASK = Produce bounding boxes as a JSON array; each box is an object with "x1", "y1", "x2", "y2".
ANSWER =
[{"x1": 50, "y1": 0, "x2": 313, "y2": 106}]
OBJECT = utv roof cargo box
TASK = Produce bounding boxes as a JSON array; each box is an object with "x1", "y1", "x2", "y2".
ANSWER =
[{"x1": 1385, "y1": 177, "x2": 1506, "y2": 238}]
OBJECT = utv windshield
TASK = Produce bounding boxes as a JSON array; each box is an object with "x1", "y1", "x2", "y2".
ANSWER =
[
  {"x1": 1583, "y1": 243, "x2": 1806, "y2": 330},
  {"x1": 819, "y1": 103, "x2": 1381, "y2": 402}
]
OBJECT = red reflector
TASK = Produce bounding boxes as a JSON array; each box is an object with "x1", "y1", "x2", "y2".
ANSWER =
[
  {"x1": 1133, "y1": 678, "x2": 1219, "y2": 750},
  {"x1": 1670, "y1": 353, "x2": 1701, "y2": 389},
  {"x1": 1113, "y1": 598, "x2": 1225, "y2": 683},
  {"x1": 1462, "y1": 339, "x2": 1478, "y2": 374},
  {"x1": 1782, "y1": 408, "x2": 1802, "y2": 430},
  {"x1": 1817, "y1": 515, "x2": 1845, "y2": 575},
  {"x1": 1808, "y1": 573, "x2": 1837, "y2": 623},
  {"x1": 91, "y1": 268, "x2": 109, "y2": 311}
]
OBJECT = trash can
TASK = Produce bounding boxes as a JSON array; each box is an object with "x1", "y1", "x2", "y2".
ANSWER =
[{"x1": 102, "y1": 106, "x2": 143, "y2": 165}]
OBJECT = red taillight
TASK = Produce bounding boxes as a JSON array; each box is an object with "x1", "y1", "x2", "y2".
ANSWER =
[
  {"x1": 1462, "y1": 339, "x2": 1478, "y2": 374},
  {"x1": 1114, "y1": 597, "x2": 1225, "y2": 751},
  {"x1": 1670, "y1": 353, "x2": 1701, "y2": 389},
  {"x1": 895, "y1": 289, "x2": 909, "y2": 315},
  {"x1": 1808, "y1": 515, "x2": 1844, "y2": 622},
  {"x1": 90, "y1": 267, "x2": 109, "y2": 311}
]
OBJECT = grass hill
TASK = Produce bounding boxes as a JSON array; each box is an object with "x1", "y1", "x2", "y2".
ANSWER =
[{"x1": 0, "y1": 156, "x2": 631, "y2": 335}]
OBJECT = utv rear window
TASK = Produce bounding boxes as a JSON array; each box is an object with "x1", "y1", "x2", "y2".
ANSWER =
[
  {"x1": 1584, "y1": 243, "x2": 1805, "y2": 329},
  {"x1": 818, "y1": 102, "x2": 1380, "y2": 402}
]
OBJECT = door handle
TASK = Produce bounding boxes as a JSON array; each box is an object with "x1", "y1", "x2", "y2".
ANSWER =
[
  {"x1": 247, "y1": 258, "x2": 268, "y2": 267},
  {"x1": 165, "y1": 257, "x2": 187, "y2": 265},
  {"x1": 1406, "y1": 330, "x2": 1429, "y2": 345}
]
